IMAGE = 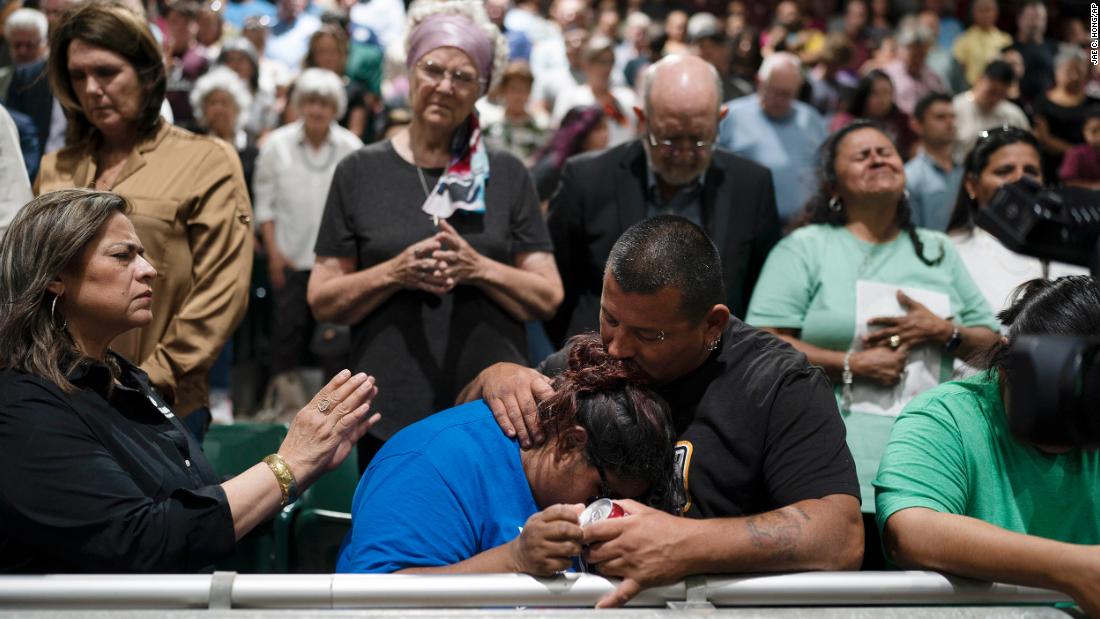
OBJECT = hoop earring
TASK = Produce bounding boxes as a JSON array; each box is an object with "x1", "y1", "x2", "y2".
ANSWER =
[
  {"x1": 51, "y1": 294, "x2": 67, "y2": 331},
  {"x1": 828, "y1": 196, "x2": 842, "y2": 212}
]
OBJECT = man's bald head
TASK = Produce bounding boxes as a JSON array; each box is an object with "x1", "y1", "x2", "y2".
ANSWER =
[
  {"x1": 643, "y1": 54, "x2": 722, "y2": 120},
  {"x1": 637, "y1": 55, "x2": 724, "y2": 189}
]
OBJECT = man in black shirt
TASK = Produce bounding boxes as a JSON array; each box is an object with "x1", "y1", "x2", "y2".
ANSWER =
[{"x1": 459, "y1": 216, "x2": 861, "y2": 607}]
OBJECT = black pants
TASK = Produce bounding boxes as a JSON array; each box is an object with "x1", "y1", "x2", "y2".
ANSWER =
[{"x1": 271, "y1": 269, "x2": 315, "y2": 374}]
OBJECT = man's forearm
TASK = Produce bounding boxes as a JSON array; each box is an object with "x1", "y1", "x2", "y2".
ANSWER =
[{"x1": 681, "y1": 494, "x2": 863, "y2": 574}]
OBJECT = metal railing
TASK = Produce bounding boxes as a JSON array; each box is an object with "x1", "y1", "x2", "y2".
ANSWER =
[{"x1": 0, "y1": 572, "x2": 1073, "y2": 610}]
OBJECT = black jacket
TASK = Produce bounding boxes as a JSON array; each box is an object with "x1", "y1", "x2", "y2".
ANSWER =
[{"x1": 544, "y1": 140, "x2": 780, "y2": 346}]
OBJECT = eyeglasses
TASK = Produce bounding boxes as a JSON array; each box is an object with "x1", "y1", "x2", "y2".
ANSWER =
[
  {"x1": 646, "y1": 132, "x2": 716, "y2": 154},
  {"x1": 416, "y1": 60, "x2": 485, "y2": 91}
]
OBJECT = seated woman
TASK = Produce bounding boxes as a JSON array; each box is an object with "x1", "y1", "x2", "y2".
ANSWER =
[
  {"x1": 0, "y1": 189, "x2": 380, "y2": 572},
  {"x1": 947, "y1": 126, "x2": 1088, "y2": 313},
  {"x1": 336, "y1": 334, "x2": 682, "y2": 574},
  {"x1": 875, "y1": 275, "x2": 1100, "y2": 615}
]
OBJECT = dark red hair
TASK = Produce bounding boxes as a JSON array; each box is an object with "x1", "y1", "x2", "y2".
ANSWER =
[{"x1": 538, "y1": 334, "x2": 684, "y2": 512}]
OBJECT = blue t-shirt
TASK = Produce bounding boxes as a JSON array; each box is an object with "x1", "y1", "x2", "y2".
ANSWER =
[
  {"x1": 717, "y1": 95, "x2": 827, "y2": 223},
  {"x1": 336, "y1": 400, "x2": 539, "y2": 573}
]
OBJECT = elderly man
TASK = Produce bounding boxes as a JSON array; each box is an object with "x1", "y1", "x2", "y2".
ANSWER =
[
  {"x1": 460, "y1": 215, "x2": 863, "y2": 607},
  {"x1": 717, "y1": 51, "x2": 826, "y2": 223},
  {"x1": 4, "y1": 8, "x2": 47, "y2": 67},
  {"x1": 5, "y1": 2, "x2": 69, "y2": 155},
  {"x1": 544, "y1": 54, "x2": 779, "y2": 346},
  {"x1": 882, "y1": 21, "x2": 945, "y2": 116}
]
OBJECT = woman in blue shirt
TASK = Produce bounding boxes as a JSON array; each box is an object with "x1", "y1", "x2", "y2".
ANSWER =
[{"x1": 337, "y1": 334, "x2": 683, "y2": 575}]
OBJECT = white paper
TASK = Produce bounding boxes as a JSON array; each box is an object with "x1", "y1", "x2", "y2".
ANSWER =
[{"x1": 849, "y1": 280, "x2": 951, "y2": 417}]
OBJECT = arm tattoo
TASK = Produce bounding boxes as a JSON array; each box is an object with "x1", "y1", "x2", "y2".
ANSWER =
[{"x1": 745, "y1": 506, "x2": 810, "y2": 562}]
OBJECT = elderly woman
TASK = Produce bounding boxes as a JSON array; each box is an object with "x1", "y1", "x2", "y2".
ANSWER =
[
  {"x1": 746, "y1": 121, "x2": 999, "y2": 542},
  {"x1": 190, "y1": 66, "x2": 258, "y2": 190},
  {"x1": 254, "y1": 68, "x2": 362, "y2": 396},
  {"x1": 337, "y1": 334, "x2": 682, "y2": 574},
  {"x1": 0, "y1": 189, "x2": 379, "y2": 572},
  {"x1": 876, "y1": 276, "x2": 1100, "y2": 616},
  {"x1": 309, "y1": 0, "x2": 562, "y2": 466},
  {"x1": 946, "y1": 126, "x2": 1087, "y2": 312},
  {"x1": 217, "y1": 37, "x2": 278, "y2": 142},
  {"x1": 35, "y1": 1, "x2": 253, "y2": 435}
]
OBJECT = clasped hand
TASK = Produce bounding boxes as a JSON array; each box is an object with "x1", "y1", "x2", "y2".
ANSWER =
[
  {"x1": 853, "y1": 290, "x2": 953, "y2": 387},
  {"x1": 392, "y1": 220, "x2": 485, "y2": 296}
]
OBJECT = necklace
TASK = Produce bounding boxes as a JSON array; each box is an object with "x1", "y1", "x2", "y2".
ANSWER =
[
  {"x1": 416, "y1": 165, "x2": 432, "y2": 199},
  {"x1": 299, "y1": 139, "x2": 336, "y2": 173}
]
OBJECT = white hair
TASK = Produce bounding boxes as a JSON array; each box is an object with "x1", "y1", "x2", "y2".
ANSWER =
[
  {"x1": 404, "y1": 0, "x2": 508, "y2": 94},
  {"x1": 757, "y1": 51, "x2": 802, "y2": 83},
  {"x1": 4, "y1": 8, "x2": 47, "y2": 41},
  {"x1": 291, "y1": 68, "x2": 348, "y2": 118},
  {"x1": 190, "y1": 66, "x2": 253, "y2": 132}
]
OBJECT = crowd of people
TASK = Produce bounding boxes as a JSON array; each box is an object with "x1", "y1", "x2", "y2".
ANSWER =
[{"x1": 0, "y1": 0, "x2": 1097, "y2": 612}]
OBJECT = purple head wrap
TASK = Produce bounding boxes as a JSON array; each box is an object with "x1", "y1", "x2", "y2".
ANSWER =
[{"x1": 406, "y1": 13, "x2": 494, "y2": 87}]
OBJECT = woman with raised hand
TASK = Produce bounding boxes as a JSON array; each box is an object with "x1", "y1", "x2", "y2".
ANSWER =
[{"x1": 0, "y1": 190, "x2": 380, "y2": 572}]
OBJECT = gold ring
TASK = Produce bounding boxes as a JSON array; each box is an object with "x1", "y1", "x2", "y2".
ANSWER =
[
  {"x1": 317, "y1": 398, "x2": 331, "y2": 415},
  {"x1": 889, "y1": 334, "x2": 901, "y2": 349}
]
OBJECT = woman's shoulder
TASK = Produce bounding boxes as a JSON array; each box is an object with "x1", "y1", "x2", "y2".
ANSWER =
[
  {"x1": 159, "y1": 124, "x2": 242, "y2": 166},
  {"x1": 0, "y1": 369, "x2": 75, "y2": 420},
  {"x1": 899, "y1": 373, "x2": 1001, "y2": 431},
  {"x1": 485, "y1": 147, "x2": 530, "y2": 175},
  {"x1": 333, "y1": 139, "x2": 398, "y2": 174}
]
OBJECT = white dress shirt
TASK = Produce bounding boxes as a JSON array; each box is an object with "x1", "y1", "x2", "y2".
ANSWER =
[{"x1": 252, "y1": 120, "x2": 363, "y2": 270}]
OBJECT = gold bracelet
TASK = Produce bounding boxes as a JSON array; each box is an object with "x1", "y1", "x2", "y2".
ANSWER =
[{"x1": 263, "y1": 453, "x2": 299, "y2": 507}]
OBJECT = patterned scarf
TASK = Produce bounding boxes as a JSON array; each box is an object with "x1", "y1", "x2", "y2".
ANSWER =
[{"x1": 421, "y1": 113, "x2": 489, "y2": 220}]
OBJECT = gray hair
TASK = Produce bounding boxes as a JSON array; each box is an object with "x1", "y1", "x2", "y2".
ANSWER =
[
  {"x1": 4, "y1": 8, "x2": 47, "y2": 40},
  {"x1": 1055, "y1": 48, "x2": 1088, "y2": 70},
  {"x1": 0, "y1": 189, "x2": 129, "y2": 393},
  {"x1": 404, "y1": 0, "x2": 508, "y2": 94},
  {"x1": 757, "y1": 51, "x2": 802, "y2": 83},
  {"x1": 190, "y1": 66, "x2": 253, "y2": 132},
  {"x1": 895, "y1": 18, "x2": 934, "y2": 47},
  {"x1": 641, "y1": 54, "x2": 723, "y2": 117},
  {"x1": 291, "y1": 67, "x2": 348, "y2": 118}
]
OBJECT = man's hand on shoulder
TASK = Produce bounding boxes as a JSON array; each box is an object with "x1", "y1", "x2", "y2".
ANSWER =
[
  {"x1": 582, "y1": 499, "x2": 698, "y2": 608},
  {"x1": 456, "y1": 362, "x2": 554, "y2": 448}
]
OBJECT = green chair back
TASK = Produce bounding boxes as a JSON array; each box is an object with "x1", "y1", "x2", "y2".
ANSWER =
[{"x1": 202, "y1": 423, "x2": 288, "y2": 573}]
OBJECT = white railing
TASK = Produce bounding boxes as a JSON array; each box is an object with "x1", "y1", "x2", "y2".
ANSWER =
[{"x1": 0, "y1": 572, "x2": 1073, "y2": 609}]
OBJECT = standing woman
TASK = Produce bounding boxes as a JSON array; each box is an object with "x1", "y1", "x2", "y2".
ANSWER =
[
  {"x1": 253, "y1": 68, "x2": 363, "y2": 396},
  {"x1": 308, "y1": 0, "x2": 563, "y2": 465},
  {"x1": 35, "y1": 1, "x2": 254, "y2": 434},
  {"x1": 746, "y1": 121, "x2": 999, "y2": 545}
]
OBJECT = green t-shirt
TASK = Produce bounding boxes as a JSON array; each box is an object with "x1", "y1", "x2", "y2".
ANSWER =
[
  {"x1": 746, "y1": 224, "x2": 999, "y2": 511},
  {"x1": 875, "y1": 374, "x2": 1100, "y2": 544}
]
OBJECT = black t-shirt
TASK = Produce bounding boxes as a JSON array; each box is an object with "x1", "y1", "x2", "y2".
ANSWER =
[
  {"x1": 314, "y1": 141, "x2": 552, "y2": 439},
  {"x1": 0, "y1": 354, "x2": 233, "y2": 572},
  {"x1": 1010, "y1": 40, "x2": 1058, "y2": 105},
  {"x1": 1033, "y1": 95, "x2": 1100, "y2": 181},
  {"x1": 541, "y1": 319, "x2": 859, "y2": 518}
]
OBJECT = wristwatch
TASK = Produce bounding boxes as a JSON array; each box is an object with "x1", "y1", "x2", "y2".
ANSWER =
[{"x1": 944, "y1": 325, "x2": 962, "y2": 354}]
